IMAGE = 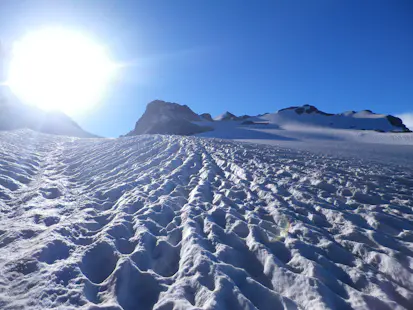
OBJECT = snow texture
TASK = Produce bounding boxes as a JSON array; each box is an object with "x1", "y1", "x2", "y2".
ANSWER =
[{"x1": 1, "y1": 129, "x2": 413, "y2": 309}]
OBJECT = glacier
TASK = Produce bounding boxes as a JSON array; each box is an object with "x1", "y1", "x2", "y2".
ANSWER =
[{"x1": 0, "y1": 129, "x2": 413, "y2": 309}]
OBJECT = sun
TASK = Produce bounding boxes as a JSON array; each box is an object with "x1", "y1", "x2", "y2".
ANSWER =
[{"x1": 7, "y1": 28, "x2": 115, "y2": 115}]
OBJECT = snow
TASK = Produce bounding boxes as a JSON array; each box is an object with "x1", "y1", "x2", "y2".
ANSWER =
[
  {"x1": 256, "y1": 107, "x2": 408, "y2": 132},
  {"x1": 397, "y1": 112, "x2": 413, "y2": 131},
  {"x1": 196, "y1": 119, "x2": 413, "y2": 154},
  {"x1": 193, "y1": 105, "x2": 413, "y2": 164},
  {"x1": 1, "y1": 129, "x2": 413, "y2": 309},
  {"x1": 125, "y1": 101, "x2": 410, "y2": 138},
  {"x1": 214, "y1": 112, "x2": 239, "y2": 121},
  {"x1": 0, "y1": 91, "x2": 95, "y2": 138},
  {"x1": 202, "y1": 105, "x2": 410, "y2": 137}
]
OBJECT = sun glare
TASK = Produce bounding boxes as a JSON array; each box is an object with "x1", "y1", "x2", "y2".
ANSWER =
[{"x1": 7, "y1": 28, "x2": 115, "y2": 114}]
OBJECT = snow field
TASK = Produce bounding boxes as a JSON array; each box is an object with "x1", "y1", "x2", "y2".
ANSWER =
[{"x1": 0, "y1": 130, "x2": 413, "y2": 309}]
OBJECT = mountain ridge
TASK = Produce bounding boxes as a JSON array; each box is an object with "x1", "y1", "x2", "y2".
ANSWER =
[{"x1": 125, "y1": 100, "x2": 411, "y2": 136}]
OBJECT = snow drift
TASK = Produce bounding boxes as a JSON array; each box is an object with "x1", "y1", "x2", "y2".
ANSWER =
[{"x1": 1, "y1": 129, "x2": 413, "y2": 309}]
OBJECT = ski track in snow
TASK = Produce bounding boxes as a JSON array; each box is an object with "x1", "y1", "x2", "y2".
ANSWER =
[{"x1": 1, "y1": 130, "x2": 413, "y2": 310}]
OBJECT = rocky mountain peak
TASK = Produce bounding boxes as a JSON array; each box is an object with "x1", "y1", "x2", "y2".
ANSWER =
[{"x1": 126, "y1": 100, "x2": 211, "y2": 136}]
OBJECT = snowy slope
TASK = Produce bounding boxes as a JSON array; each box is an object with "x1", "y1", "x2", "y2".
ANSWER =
[
  {"x1": 260, "y1": 105, "x2": 410, "y2": 132},
  {"x1": 1, "y1": 129, "x2": 413, "y2": 309},
  {"x1": 208, "y1": 105, "x2": 410, "y2": 133},
  {"x1": 0, "y1": 92, "x2": 95, "y2": 138},
  {"x1": 194, "y1": 106, "x2": 413, "y2": 147},
  {"x1": 202, "y1": 105, "x2": 410, "y2": 136},
  {"x1": 196, "y1": 119, "x2": 413, "y2": 149}
]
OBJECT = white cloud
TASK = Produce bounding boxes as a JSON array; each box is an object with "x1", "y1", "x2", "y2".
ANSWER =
[{"x1": 396, "y1": 112, "x2": 413, "y2": 130}]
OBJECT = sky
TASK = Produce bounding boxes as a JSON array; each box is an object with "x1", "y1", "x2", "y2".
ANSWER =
[{"x1": 0, "y1": 0, "x2": 412, "y2": 137}]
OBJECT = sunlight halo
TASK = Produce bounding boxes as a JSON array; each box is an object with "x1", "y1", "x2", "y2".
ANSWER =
[{"x1": 7, "y1": 28, "x2": 115, "y2": 115}]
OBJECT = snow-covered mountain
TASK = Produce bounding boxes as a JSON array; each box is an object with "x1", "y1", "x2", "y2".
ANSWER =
[
  {"x1": 0, "y1": 92, "x2": 95, "y2": 138},
  {"x1": 214, "y1": 111, "x2": 239, "y2": 121},
  {"x1": 126, "y1": 101, "x2": 410, "y2": 138},
  {"x1": 1, "y1": 129, "x2": 413, "y2": 309},
  {"x1": 214, "y1": 112, "x2": 251, "y2": 121},
  {"x1": 266, "y1": 104, "x2": 410, "y2": 132}
]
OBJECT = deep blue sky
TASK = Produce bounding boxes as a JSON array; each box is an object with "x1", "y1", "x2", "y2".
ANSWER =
[{"x1": 1, "y1": 0, "x2": 413, "y2": 136}]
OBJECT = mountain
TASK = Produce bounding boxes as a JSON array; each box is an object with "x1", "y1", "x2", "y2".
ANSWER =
[
  {"x1": 126, "y1": 101, "x2": 411, "y2": 137},
  {"x1": 1, "y1": 130, "x2": 413, "y2": 309},
  {"x1": 199, "y1": 113, "x2": 213, "y2": 121},
  {"x1": 126, "y1": 100, "x2": 212, "y2": 136},
  {"x1": 0, "y1": 93, "x2": 95, "y2": 138},
  {"x1": 271, "y1": 104, "x2": 410, "y2": 132},
  {"x1": 214, "y1": 111, "x2": 239, "y2": 121}
]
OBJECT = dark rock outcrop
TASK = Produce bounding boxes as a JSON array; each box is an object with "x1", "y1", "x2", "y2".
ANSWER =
[
  {"x1": 126, "y1": 100, "x2": 212, "y2": 136},
  {"x1": 279, "y1": 104, "x2": 334, "y2": 116},
  {"x1": 200, "y1": 113, "x2": 213, "y2": 121},
  {"x1": 386, "y1": 115, "x2": 411, "y2": 132}
]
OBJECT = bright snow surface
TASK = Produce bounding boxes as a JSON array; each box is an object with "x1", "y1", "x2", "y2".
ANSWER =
[{"x1": 1, "y1": 129, "x2": 413, "y2": 310}]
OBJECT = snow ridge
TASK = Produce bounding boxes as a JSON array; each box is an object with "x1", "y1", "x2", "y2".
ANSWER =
[{"x1": 1, "y1": 130, "x2": 413, "y2": 309}]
